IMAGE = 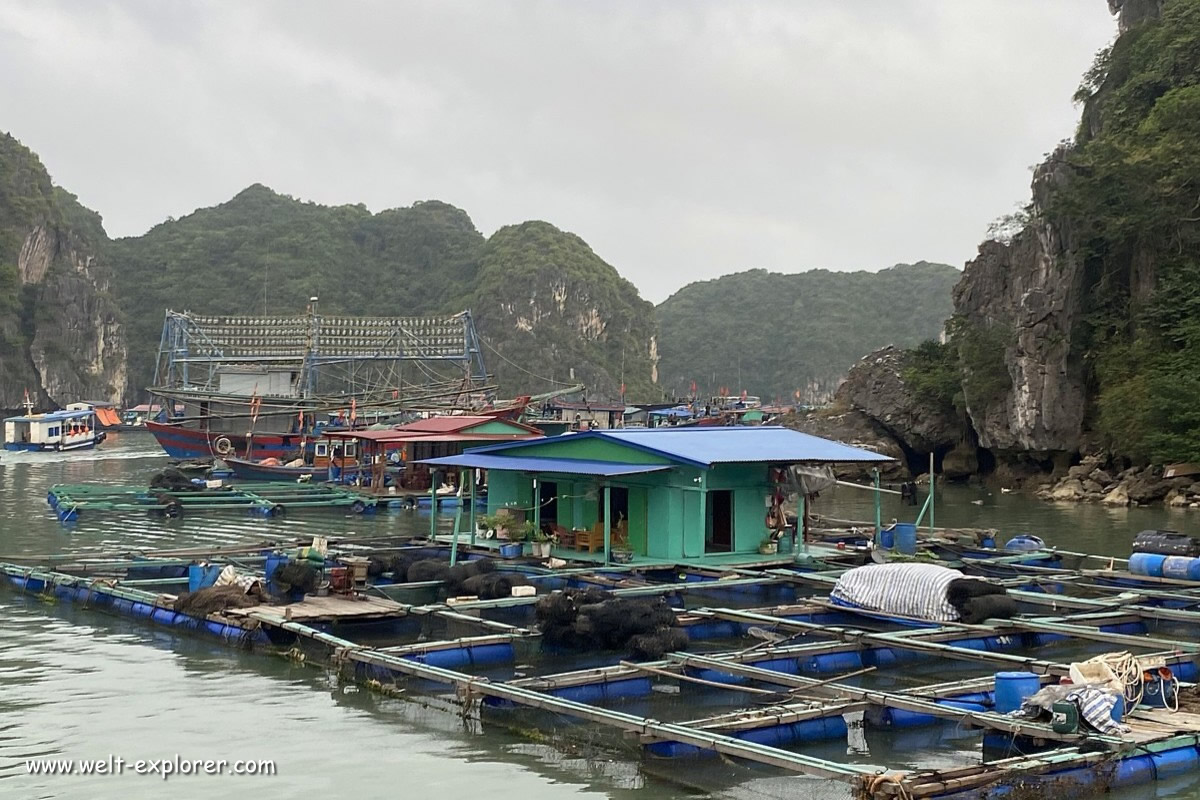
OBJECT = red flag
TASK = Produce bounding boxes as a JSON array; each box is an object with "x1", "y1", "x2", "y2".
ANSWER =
[
  {"x1": 689, "y1": 380, "x2": 697, "y2": 395},
  {"x1": 350, "y1": 397, "x2": 357, "y2": 423},
  {"x1": 619, "y1": 382, "x2": 626, "y2": 397},
  {"x1": 392, "y1": 389, "x2": 399, "y2": 400}
]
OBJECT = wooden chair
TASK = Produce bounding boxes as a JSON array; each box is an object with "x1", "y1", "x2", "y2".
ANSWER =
[
  {"x1": 574, "y1": 525, "x2": 604, "y2": 553},
  {"x1": 550, "y1": 524, "x2": 574, "y2": 549}
]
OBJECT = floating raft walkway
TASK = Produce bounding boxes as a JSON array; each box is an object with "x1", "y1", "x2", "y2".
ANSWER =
[
  {"x1": 46, "y1": 481, "x2": 378, "y2": 524},
  {"x1": 6, "y1": 532, "x2": 1200, "y2": 798}
]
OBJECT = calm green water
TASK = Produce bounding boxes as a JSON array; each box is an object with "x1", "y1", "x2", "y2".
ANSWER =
[{"x1": 0, "y1": 436, "x2": 1195, "y2": 799}]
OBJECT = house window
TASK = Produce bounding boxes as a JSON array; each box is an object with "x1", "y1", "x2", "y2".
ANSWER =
[
  {"x1": 315, "y1": 443, "x2": 328, "y2": 457},
  {"x1": 49, "y1": 427, "x2": 59, "y2": 437}
]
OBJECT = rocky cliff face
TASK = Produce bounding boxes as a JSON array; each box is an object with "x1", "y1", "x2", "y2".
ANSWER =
[
  {"x1": 472, "y1": 221, "x2": 659, "y2": 398},
  {"x1": 952, "y1": 149, "x2": 1089, "y2": 455},
  {"x1": 0, "y1": 134, "x2": 126, "y2": 411},
  {"x1": 836, "y1": 346, "x2": 961, "y2": 457}
]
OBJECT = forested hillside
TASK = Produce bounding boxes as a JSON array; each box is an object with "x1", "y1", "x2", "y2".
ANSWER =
[
  {"x1": 106, "y1": 186, "x2": 659, "y2": 400},
  {"x1": 108, "y1": 185, "x2": 485, "y2": 393},
  {"x1": 4, "y1": 133, "x2": 959, "y2": 410},
  {"x1": 655, "y1": 262, "x2": 960, "y2": 402}
]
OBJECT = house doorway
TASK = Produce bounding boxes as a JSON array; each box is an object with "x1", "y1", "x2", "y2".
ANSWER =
[
  {"x1": 707, "y1": 490, "x2": 733, "y2": 553},
  {"x1": 539, "y1": 481, "x2": 558, "y2": 527}
]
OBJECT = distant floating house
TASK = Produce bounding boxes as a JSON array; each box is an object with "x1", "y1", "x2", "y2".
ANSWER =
[
  {"x1": 422, "y1": 426, "x2": 891, "y2": 564},
  {"x1": 539, "y1": 398, "x2": 628, "y2": 430}
]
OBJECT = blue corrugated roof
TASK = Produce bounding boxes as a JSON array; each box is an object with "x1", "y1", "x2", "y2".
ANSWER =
[
  {"x1": 596, "y1": 426, "x2": 891, "y2": 465},
  {"x1": 450, "y1": 425, "x2": 891, "y2": 467},
  {"x1": 420, "y1": 453, "x2": 673, "y2": 477}
]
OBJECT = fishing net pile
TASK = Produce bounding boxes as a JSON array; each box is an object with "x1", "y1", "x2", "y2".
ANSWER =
[
  {"x1": 367, "y1": 553, "x2": 417, "y2": 579},
  {"x1": 270, "y1": 562, "x2": 321, "y2": 594},
  {"x1": 366, "y1": 555, "x2": 528, "y2": 600},
  {"x1": 173, "y1": 585, "x2": 263, "y2": 615},
  {"x1": 945, "y1": 578, "x2": 1018, "y2": 624},
  {"x1": 149, "y1": 467, "x2": 204, "y2": 492},
  {"x1": 832, "y1": 563, "x2": 1018, "y2": 623},
  {"x1": 535, "y1": 588, "x2": 688, "y2": 660}
]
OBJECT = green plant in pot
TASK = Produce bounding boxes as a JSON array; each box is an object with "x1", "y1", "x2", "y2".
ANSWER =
[
  {"x1": 610, "y1": 520, "x2": 633, "y2": 564},
  {"x1": 530, "y1": 526, "x2": 553, "y2": 558}
]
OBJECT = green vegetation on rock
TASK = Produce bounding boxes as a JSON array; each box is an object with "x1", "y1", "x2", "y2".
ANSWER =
[
  {"x1": 901, "y1": 339, "x2": 963, "y2": 418},
  {"x1": 473, "y1": 221, "x2": 659, "y2": 399},
  {"x1": 655, "y1": 262, "x2": 960, "y2": 402},
  {"x1": 1053, "y1": 0, "x2": 1200, "y2": 461}
]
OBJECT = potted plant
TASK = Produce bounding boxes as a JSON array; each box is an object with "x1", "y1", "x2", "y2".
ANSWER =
[
  {"x1": 530, "y1": 527, "x2": 553, "y2": 558},
  {"x1": 496, "y1": 520, "x2": 534, "y2": 558},
  {"x1": 609, "y1": 522, "x2": 633, "y2": 564},
  {"x1": 758, "y1": 535, "x2": 779, "y2": 555},
  {"x1": 476, "y1": 512, "x2": 512, "y2": 540}
]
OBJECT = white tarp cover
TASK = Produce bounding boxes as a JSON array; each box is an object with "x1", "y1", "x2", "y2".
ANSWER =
[{"x1": 831, "y1": 563, "x2": 963, "y2": 621}]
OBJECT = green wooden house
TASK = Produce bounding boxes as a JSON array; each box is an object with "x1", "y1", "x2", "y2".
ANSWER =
[{"x1": 422, "y1": 426, "x2": 891, "y2": 564}]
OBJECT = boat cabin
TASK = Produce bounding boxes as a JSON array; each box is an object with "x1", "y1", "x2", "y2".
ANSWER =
[
  {"x1": 4, "y1": 404, "x2": 105, "y2": 452},
  {"x1": 422, "y1": 426, "x2": 891, "y2": 564}
]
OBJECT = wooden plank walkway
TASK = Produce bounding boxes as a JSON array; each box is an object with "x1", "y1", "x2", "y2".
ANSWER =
[{"x1": 228, "y1": 594, "x2": 406, "y2": 622}]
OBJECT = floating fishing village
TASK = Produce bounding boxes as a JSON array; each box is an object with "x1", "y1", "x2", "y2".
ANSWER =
[
  {"x1": 8, "y1": 2, "x2": 1200, "y2": 798},
  {"x1": 3, "y1": 306, "x2": 1200, "y2": 799}
]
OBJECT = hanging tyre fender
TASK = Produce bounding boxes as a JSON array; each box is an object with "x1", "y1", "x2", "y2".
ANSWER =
[
  {"x1": 213, "y1": 436, "x2": 233, "y2": 456},
  {"x1": 350, "y1": 499, "x2": 367, "y2": 514}
]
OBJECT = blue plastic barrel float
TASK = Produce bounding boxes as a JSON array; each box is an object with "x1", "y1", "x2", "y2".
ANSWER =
[
  {"x1": 1129, "y1": 552, "x2": 1168, "y2": 578},
  {"x1": 263, "y1": 552, "x2": 291, "y2": 593},
  {"x1": 1161, "y1": 556, "x2": 1200, "y2": 581},
  {"x1": 893, "y1": 523, "x2": 917, "y2": 555},
  {"x1": 994, "y1": 671, "x2": 1041, "y2": 713},
  {"x1": 1004, "y1": 534, "x2": 1045, "y2": 552},
  {"x1": 188, "y1": 563, "x2": 222, "y2": 592}
]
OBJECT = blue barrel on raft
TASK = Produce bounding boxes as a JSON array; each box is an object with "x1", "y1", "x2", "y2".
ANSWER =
[
  {"x1": 188, "y1": 563, "x2": 222, "y2": 592},
  {"x1": 879, "y1": 526, "x2": 895, "y2": 549},
  {"x1": 1004, "y1": 535, "x2": 1045, "y2": 553},
  {"x1": 1129, "y1": 552, "x2": 1168, "y2": 578},
  {"x1": 893, "y1": 523, "x2": 917, "y2": 555},
  {"x1": 264, "y1": 552, "x2": 291, "y2": 594},
  {"x1": 1161, "y1": 555, "x2": 1200, "y2": 581},
  {"x1": 994, "y1": 671, "x2": 1041, "y2": 713}
]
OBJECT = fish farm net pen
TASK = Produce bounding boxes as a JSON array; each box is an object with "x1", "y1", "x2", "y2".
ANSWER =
[{"x1": 7, "y1": 528, "x2": 1200, "y2": 800}]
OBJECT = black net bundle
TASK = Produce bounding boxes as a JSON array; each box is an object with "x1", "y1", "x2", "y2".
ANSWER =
[
  {"x1": 945, "y1": 578, "x2": 1017, "y2": 623},
  {"x1": 149, "y1": 467, "x2": 202, "y2": 492},
  {"x1": 535, "y1": 588, "x2": 687, "y2": 659},
  {"x1": 406, "y1": 559, "x2": 452, "y2": 583},
  {"x1": 957, "y1": 594, "x2": 1020, "y2": 624},
  {"x1": 458, "y1": 571, "x2": 531, "y2": 600},
  {"x1": 271, "y1": 562, "x2": 320, "y2": 595},
  {"x1": 173, "y1": 585, "x2": 261, "y2": 616},
  {"x1": 628, "y1": 628, "x2": 690, "y2": 661},
  {"x1": 406, "y1": 557, "x2": 499, "y2": 592},
  {"x1": 368, "y1": 553, "x2": 416, "y2": 579},
  {"x1": 945, "y1": 578, "x2": 1006, "y2": 609}
]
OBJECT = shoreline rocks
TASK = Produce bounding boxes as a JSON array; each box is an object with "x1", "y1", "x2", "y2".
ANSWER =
[{"x1": 1037, "y1": 460, "x2": 1200, "y2": 509}]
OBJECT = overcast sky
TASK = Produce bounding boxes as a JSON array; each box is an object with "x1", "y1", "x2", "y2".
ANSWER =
[{"x1": 2, "y1": 1, "x2": 1115, "y2": 302}]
